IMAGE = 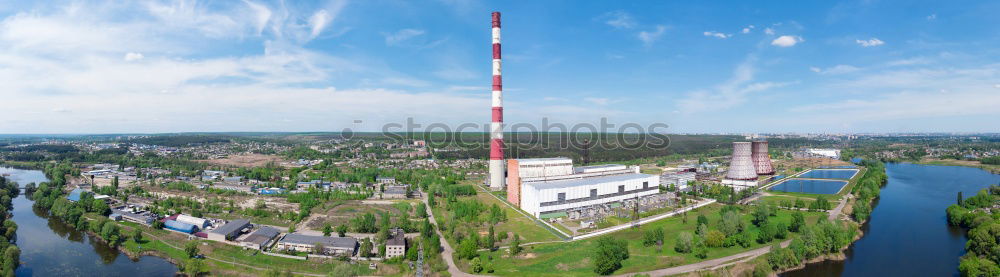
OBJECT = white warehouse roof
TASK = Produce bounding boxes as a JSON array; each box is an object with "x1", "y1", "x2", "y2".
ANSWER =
[{"x1": 524, "y1": 173, "x2": 654, "y2": 190}]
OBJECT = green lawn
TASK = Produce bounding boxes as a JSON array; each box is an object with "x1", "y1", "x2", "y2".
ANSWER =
[
  {"x1": 459, "y1": 204, "x2": 826, "y2": 276},
  {"x1": 431, "y1": 186, "x2": 562, "y2": 246}
]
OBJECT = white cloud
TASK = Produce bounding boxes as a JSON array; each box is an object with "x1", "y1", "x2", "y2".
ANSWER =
[
  {"x1": 856, "y1": 38, "x2": 885, "y2": 47},
  {"x1": 600, "y1": 10, "x2": 636, "y2": 29},
  {"x1": 810, "y1": 64, "x2": 860, "y2": 75},
  {"x1": 308, "y1": 10, "x2": 331, "y2": 39},
  {"x1": 703, "y1": 31, "x2": 731, "y2": 39},
  {"x1": 742, "y1": 25, "x2": 754, "y2": 34},
  {"x1": 677, "y1": 57, "x2": 793, "y2": 113},
  {"x1": 383, "y1": 29, "x2": 426, "y2": 46},
  {"x1": 994, "y1": 84, "x2": 1000, "y2": 88},
  {"x1": 771, "y1": 35, "x2": 802, "y2": 47},
  {"x1": 242, "y1": 0, "x2": 272, "y2": 35},
  {"x1": 123, "y1": 52, "x2": 144, "y2": 62},
  {"x1": 927, "y1": 14, "x2": 937, "y2": 20},
  {"x1": 764, "y1": 28, "x2": 775, "y2": 35},
  {"x1": 584, "y1": 97, "x2": 623, "y2": 106},
  {"x1": 432, "y1": 65, "x2": 476, "y2": 80},
  {"x1": 886, "y1": 57, "x2": 931, "y2": 66},
  {"x1": 638, "y1": 25, "x2": 666, "y2": 46}
]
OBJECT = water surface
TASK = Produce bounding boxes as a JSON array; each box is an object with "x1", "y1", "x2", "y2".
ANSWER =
[
  {"x1": 798, "y1": 169, "x2": 859, "y2": 180},
  {"x1": 784, "y1": 163, "x2": 1000, "y2": 277},
  {"x1": 2, "y1": 167, "x2": 179, "y2": 276},
  {"x1": 769, "y1": 179, "x2": 847, "y2": 194}
]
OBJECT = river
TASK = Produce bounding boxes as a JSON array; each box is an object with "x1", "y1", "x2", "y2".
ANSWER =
[
  {"x1": 784, "y1": 163, "x2": 1000, "y2": 277},
  {"x1": 1, "y1": 167, "x2": 178, "y2": 276}
]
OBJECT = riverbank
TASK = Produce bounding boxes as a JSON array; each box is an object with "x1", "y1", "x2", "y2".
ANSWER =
[
  {"x1": 679, "y1": 162, "x2": 883, "y2": 277},
  {"x1": 917, "y1": 158, "x2": 1000, "y2": 174}
]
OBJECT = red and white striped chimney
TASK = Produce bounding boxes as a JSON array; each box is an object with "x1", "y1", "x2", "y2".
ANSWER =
[{"x1": 489, "y1": 11, "x2": 505, "y2": 190}]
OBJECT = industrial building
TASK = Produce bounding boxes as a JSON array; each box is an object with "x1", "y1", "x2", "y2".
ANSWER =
[
  {"x1": 110, "y1": 208, "x2": 155, "y2": 225},
  {"x1": 805, "y1": 148, "x2": 841, "y2": 159},
  {"x1": 661, "y1": 171, "x2": 696, "y2": 191},
  {"x1": 752, "y1": 141, "x2": 775, "y2": 175},
  {"x1": 208, "y1": 219, "x2": 251, "y2": 241},
  {"x1": 723, "y1": 142, "x2": 760, "y2": 190},
  {"x1": 275, "y1": 234, "x2": 358, "y2": 256},
  {"x1": 385, "y1": 228, "x2": 406, "y2": 258},
  {"x1": 506, "y1": 157, "x2": 660, "y2": 219},
  {"x1": 176, "y1": 214, "x2": 210, "y2": 230},
  {"x1": 239, "y1": 226, "x2": 280, "y2": 250},
  {"x1": 723, "y1": 140, "x2": 776, "y2": 190},
  {"x1": 164, "y1": 220, "x2": 196, "y2": 234}
]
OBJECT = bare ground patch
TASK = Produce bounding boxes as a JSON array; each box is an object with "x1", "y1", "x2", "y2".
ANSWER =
[{"x1": 198, "y1": 154, "x2": 288, "y2": 168}]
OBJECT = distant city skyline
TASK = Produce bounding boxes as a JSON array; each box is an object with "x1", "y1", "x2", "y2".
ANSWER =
[{"x1": 1, "y1": 0, "x2": 998, "y2": 134}]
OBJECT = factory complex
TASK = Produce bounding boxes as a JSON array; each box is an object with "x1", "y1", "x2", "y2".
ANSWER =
[
  {"x1": 505, "y1": 157, "x2": 660, "y2": 219},
  {"x1": 722, "y1": 141, "x2": 775, "y2": 190}
]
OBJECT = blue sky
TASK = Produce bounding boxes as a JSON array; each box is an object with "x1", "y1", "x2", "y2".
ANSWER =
[{"x1": 1, "y1": 0, "x2": 998, "y2": 134}]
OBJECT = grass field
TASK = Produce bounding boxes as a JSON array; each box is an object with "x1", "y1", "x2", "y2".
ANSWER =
[
  {"x1": 432, "y1": 185, "x2": 562, "y2": 247},
  {"x1": 457, "y1": 203, "x2": 826, "y2": 276}
]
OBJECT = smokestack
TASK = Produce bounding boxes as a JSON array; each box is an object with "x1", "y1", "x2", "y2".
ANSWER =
[
  {"x1": 489, "y1": 12, "x2": 505, "y2": 190},
  {"x1": 751, "y1": 141, "x2": 775, "y2": 175}
]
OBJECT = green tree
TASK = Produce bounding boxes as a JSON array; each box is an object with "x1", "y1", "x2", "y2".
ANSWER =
[
  {"x1": 958, "y1": 191, "x2": 964, "y2": 206},
  {"x1": 959, "y1": 255, "x2": 1000, "y2": 277},
  {"x1": 697, "y1": 214, "x2": 709, "y2": 226},
  {"x1": 510, "y1": 234, "x2": 522, "y2": 256},
  {"x1": 705, "y1": 230, "x2": 726, "y2": 248},
  {"x1": 592, "y1": 236, "x2": 629, "y2": 275},
  {"x1": 183, "y1": 258, "x2": 206, "y2": 277},
  {"x1": 416, "y1": 203, "x2": 428, "y2": 218},
  {"x1": 752, "y1": 204, "x2": 770, "y2": 227},
  {"x1": 642, "y1": 227, "x2": 665, "y2": 247},
  {"x1": 132, "y1": 228, "x2": 143, "y2": 243},
  {"x1": 360, "y1": 238, "x2": 373, "y2": 258},
  {"x1": 696, "y1": 223, "x2": 709, "y2": 237},
  {"x1": 718, "y1": 211, "x2": 746, "y2": 236},
  {"x1": 471, "y1": 257, "x2": 483, "y2": 273},
  {"x1": 484, "y1": 225, "x2": 496, "y2": 250},
  {"x1": 185, "y1": 241, "x2": 200, "y2": 258},
  {"x1": 323, "y1": 223, "x2": 333, "y2": 237},
  {"x1": 674, "y1": 232, "x2": 694, "y2": 253},
  {"x1": 336, "y1": 224, "x2": 348, "y2": 237},
  {"x1": 789, "y1": 211, "x2": 806, "y2": 232},
  {"x1": 457, "y1": 237, "x2": 479, "y2": 260}
]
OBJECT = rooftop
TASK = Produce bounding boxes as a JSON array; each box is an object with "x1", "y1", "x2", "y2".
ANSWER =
[
  {"x1": 242, "y1": 226, "x2": 280, "y2": 245},
  {"x1": 210, "y1": 219, "x2": 250, "y2": 236},
  {"x1": 387, "y1": 228, "x2": 405, "y2": 246},
  {"x1": 514, "y1": 157, "x2": 573, "y2": 164},
  {"x1": 279, "y1": 233, "x2": 357, "y2": 249},
  {"x1": 524, "y1": 173, "x2": 654, "y2": 190}
]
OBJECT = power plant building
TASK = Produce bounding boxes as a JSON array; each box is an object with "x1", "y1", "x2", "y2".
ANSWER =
[
  {"x1": 723, "y1": 142, "x2": 759, "y2": 190},
  {"x1": 752, "y1": 141, "x2": 776, "y2": 175},
  {"x1": 724, "y1": 140, "x2": 776, "y2": 190},
  {"x1": 506, "y1": 158, "x2": 660, "y2": 219}
]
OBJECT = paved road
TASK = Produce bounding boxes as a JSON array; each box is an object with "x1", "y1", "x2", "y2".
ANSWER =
[{"x1": 828, "y1": 194, "x2": 852, "y2": 221}]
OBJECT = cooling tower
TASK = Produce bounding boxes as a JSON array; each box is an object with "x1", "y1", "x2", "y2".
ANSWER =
[
  {"x1": 725, "y1": 142, "x2": 758, "y2": 181},
  {"x1": 488, "y1": 12, "x2": 506, "y2": 190},
  {"x1": 751, "y1": 141, "x2": 775, "y2": 175}
]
